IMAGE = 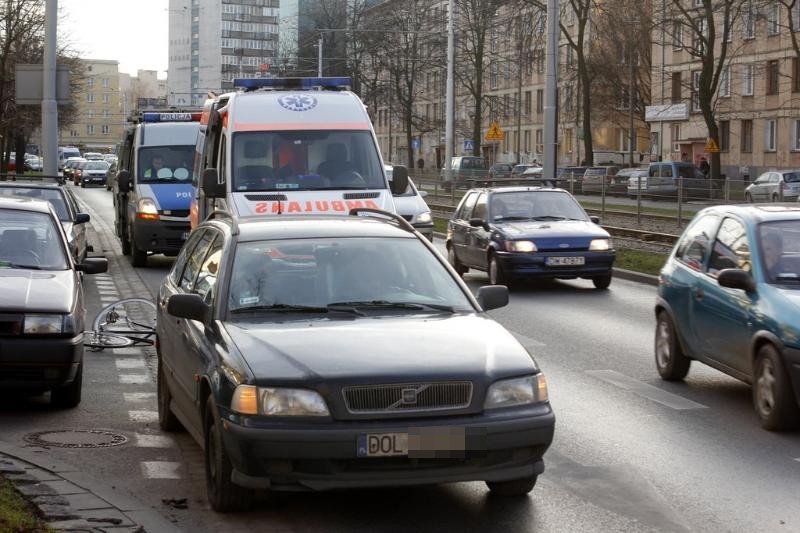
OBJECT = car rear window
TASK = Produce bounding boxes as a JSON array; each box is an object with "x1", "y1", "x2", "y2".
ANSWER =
[
  {"x1": 0, "y1": 209, "x2": 68, "y2": 270},
  {"x1": 461, "y1": 158, "x2": 487, "y2": 169},
  {"x1": 0, "y1": 187, "x2": 69, "y2": 221},
  {"x1": 784, "y1": 172, "x2": 800, "y2": 183}
]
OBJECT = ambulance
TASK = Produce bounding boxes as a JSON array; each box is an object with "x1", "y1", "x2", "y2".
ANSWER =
[{"x1": 190, "y1": 77, "x2": 408, "y2": 228}]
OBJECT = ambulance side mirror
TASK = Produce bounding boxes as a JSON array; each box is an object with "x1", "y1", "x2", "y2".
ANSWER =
[
  {"x1": 390, "y1": 165, "x2": 409, "y2": 195},
  {"x1": 201, "y1": 168, "x2": 226, "y2": 199}
]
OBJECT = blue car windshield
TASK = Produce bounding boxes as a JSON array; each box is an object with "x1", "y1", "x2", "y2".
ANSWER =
[
  {"x1": 759, "y1": 221, "x2": 800, "y2": 286},
  {"x1": 490, "y1": 191, "x2": 588, "y2": 222}
]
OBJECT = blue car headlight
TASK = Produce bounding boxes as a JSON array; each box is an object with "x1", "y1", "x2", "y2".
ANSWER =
[
  {"x1": 589, "y1": 238, "x2": 611, "y2": 251},
  {"x1": 504, "y1": 240, "x2": 537, "y2": 252}
]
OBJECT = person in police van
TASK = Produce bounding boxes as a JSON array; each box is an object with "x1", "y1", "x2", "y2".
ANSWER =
[{"x1": 143, "y1": 155, "x2": 166, "y2": 179}]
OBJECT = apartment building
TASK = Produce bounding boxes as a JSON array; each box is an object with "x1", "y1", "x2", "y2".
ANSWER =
[
  {"x1": 649, "y1": 2, "x2": 800, "y2": 178},
  {"x1": 369, "y1": 1, "x2": 650, "y2": 168},
  {"x1": 120, "y1": 70, "x2": 169, "y2": 119},
  {"x1": 60, "y1": 59, "x2": 122, "y2": 152},
  {"x1": 168, "y1": 0, "x2": 280, "y2": 107}
]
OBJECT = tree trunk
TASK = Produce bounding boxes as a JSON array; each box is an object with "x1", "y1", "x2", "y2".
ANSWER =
[
  {"x1": 405, "y1": 104, "x2": 414, "y2": 170},
  {"x1": 580, "y1": 61, "x2": 593, "y2": 166}
]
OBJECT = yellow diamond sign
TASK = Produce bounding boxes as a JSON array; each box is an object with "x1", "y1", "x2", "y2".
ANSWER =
[{"x1": 485, "y1": 122, "x2": 505, "y2": 142}]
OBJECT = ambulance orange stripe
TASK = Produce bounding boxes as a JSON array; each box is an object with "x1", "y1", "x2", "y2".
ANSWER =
[{"x1": 233, "y1": 122, "x2": 370, "y2": 131}]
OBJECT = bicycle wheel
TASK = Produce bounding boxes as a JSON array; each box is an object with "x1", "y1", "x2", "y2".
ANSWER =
[
  {"x1": 92, "y1": 298, "x2": 156, "y2": 336},
  {"x1": 83, "y1": 331, "x2": 134, "y2": 349}
]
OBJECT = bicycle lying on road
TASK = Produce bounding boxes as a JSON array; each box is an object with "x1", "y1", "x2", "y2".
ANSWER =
[{"x1": 83, "y1": 297, "x2": 156, "y2": 350}]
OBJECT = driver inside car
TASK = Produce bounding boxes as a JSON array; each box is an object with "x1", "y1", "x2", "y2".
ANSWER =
[{"x1": 144, "y1": 155, "x2": 166, "y2": 178}]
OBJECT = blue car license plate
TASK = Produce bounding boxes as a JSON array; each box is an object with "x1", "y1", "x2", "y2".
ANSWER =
[{"x1": 546, "y1": 256, "x2": 585, "y2": 266}]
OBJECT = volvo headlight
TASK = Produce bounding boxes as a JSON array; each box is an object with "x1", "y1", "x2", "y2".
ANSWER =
[
  {"x1": 589, "y1": 238, "x2": 611, "y2": 251},
  {"x1": 231, "y1": 385, "x2": 330, "y2": 417},
  {"x1": 504, "y1": 240, "x2": 537, "y2": 252},
  {"x1": 415, "y1": 211, "x2": 432, "y2": 224},
  {"x1": 484, "y1": 374, "x2": 548, "y2": 409},
  {"x1": 24, "y1": 314, "x2": 63, "y2": 335}
]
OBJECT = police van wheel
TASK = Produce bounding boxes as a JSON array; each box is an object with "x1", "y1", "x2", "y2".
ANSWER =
[{"x1": 130, "y1": 233, "x2": 147, "y2": 267}]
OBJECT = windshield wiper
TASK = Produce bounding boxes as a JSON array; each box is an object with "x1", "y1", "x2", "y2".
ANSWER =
[
  {"x1": 531, "y1": 215, "x2": 567, "y2": 221},
  {"x1": 328, "y1": 300, "x2": 456, "y2": 313},
  {"x1": 494, "y1": 216, "x2": 532, "y2": 221},
  {"x1": 0, "y1": 263, "x2": 42, "y2": 270},
  {"x1": 310, "y1": 186, "x2": 371, "y2": 190},
  {"x1": 231, "y1": 303, "x2": 365, "y2": 316},
  {"x1": 775, "y1": 275, "x2": 800, "y2": 284}
]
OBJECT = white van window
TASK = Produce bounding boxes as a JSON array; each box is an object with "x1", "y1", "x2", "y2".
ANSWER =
[
  {"x1": 138, "y1": 145, "x2": 195, "y2": 183},
  {"x1": 231, "y1": 130, "x2": 384, "y2": 191}
]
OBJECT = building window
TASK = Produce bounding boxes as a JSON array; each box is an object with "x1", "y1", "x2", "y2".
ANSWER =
[
  {"x1": 87, "y1": 93, "x2": 95, "y2": 103},
  {"x1": 671, "y1": 71, "x2": 682, "y2": 103},
  {"x1": 794, "y1": 58, "x2": 800, "y2": 93},
  {"x1": 87, "y1": 125, "x2": 95, "y2": 135},
  {"x1": 741, "y1": 119, "x2": 753, "y2": 153},
  {"x1": 536, "y1": 89, "x2": 543, "y2": 114},
  {"x1": 535, "y1": 129, "x2": 543, "y2": 152},
  {"x1": 719, "y1": 120, "x2": 730, "y2": 152},
  {"x1": 672, "y1": 21, "x2": 683, "y2": 49},
  {"x1": 792, "y1": 120, "x2": 800, "y2": 151},
  {"x1": 490, "y1": 63, "x2": 498, "y2": 89},
  {"x1": 102, "y1": 78, "x2": 110, "y2": 88},
  {"x1": 719, "y1": 67, "x2": 730, "y2": 97},
  {"x1": 723, "y1": 11, "x2": 732, "y2": 42},
  {"x1": 563, "y1": 128, "x2": 574, "y2": 153},
  {"x1": 744, "y1": 4, "x2": 755, "y2": 39},
  {"x1": 524, "y1": 130, "x2": 531, "y2": 152},
  {"x1": 566, "y1": 6, "x2": 575, "y2": 25},
  {"x1": 103, "y1": 93, "x2": 110, "y2": 104},
  {"x1": 524, "y1": 90, "x2": 531, "y2": 115},
  {"x1": 742, "y1": 64, "x2": 754, "y2": 96},
  {"x1": 765, "y1": 119, "x2": 777, "y2": 152},
  {"x1": 671, "y1": 123, "x2": 681, "y2": 144},
  {"x1": 793, "y1": 3, "x2": 800, "y2": 29},
  {"x1": 87, "y1": 110, "x2": 94, "y2": 119},
  {"x1": 87, "y1": 77, "x2": 94, "y2": 88},
  {"x1": 691, "y1": 71, "x2": 701, "y2": 112},
  {"x1": 768, "y1": 3, "x2": 780, "y2": 35},
  {"x1": 70, "y1": 129, "x2": 78, "y2": 137},
  {"x1": 101, "y1": 125, "x2": 110, "y2": 135},
  {"x1": 766, "y1": 60, "x2": 779, "y2": 95},
  {"x1": 694, "y1": 17, "x2": 707, "y2": 54}
]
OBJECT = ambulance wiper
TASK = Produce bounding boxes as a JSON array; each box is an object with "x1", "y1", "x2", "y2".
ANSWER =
[{"x1": 311, "y1": 186, "x2": 370, "y2": 190}]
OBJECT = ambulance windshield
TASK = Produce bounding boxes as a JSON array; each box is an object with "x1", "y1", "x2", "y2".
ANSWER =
[{"x1": 231, "y1": 130, "x2": 386, "y2": 192}]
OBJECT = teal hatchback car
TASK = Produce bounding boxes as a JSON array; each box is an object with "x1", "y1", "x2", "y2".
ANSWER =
[{"x1": 655, "y1": 205, "x2": 800, "y2": 430}]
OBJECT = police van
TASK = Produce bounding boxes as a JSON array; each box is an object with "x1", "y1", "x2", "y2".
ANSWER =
[
  {"x1": 190, "y1": 77, "x2": 408, "y2": 227},
  {"x1": 113, "y1": 111, "x2": 201, "y2": 267}
]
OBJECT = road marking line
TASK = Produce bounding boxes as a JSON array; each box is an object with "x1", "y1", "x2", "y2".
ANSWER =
[
  {"x1": 128, "y1": 410, "x2": 159, "y2": 423},
  {"x1": 123, "y1": 392, "x2": 156, "y2": 403},
  {"x1": 140, "y1": 461, "x2": 182, "y2": 479},
  {"x1": 114, "y1": 347, "x2": 141, "y2": 356},
  {"x1": 134, "y1": 433, "x2": 175, "y2": 448},
  {"x1": 115, "y1": 359, "x2": 145, "y2": 370},
  {"x1": 511, "y1": 331, "x2": 546, "y2": 348},
  {"x1": 119, "y1": 374, "x2": 149, "y2": 385},
  {"x1": 586, "y1": 370, "x2": 708, "y2": 410}
]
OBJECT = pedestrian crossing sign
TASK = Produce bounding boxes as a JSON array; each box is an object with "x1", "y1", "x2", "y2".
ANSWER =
[
  {"x1": 705, "y1": 138, "x2": 720, "y2": 153},
  {"x1": 485, "y1": 122, "x2": 505, "y2": 142}
]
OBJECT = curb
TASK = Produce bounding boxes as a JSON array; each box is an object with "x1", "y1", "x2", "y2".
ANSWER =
[
  {"x1": 0, "y1": 443, "x2": 179, "y2": 532},
  {"x1": 433, "y1": 232, "x2": 660, "y2": 287}
]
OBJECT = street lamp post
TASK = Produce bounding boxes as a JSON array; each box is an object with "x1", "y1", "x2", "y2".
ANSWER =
[
  {"x1": 543, "y1": 0, "x2": 560, "y2": 182},
  {"x1": 42, "y1": 0, "x2": 58, "y2": 176},
  {"x1": 444, "y1": 0, "x2": 455, "y2": 179}
]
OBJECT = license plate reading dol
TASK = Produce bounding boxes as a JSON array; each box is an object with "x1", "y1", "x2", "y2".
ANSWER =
[
  {"x1": 358, "y1": 433, "x2": 408, "y2": 457},
  {"x1": 546, "y1": 256, "x2": 585, "y2": 266}
]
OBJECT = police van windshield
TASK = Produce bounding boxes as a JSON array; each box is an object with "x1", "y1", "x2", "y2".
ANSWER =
[
  {"x1": 138, "y1": 146, "x2": 194, "y2": 183},
  {"x1": 232, "y1": 130, "x2": 385, "y2": 192}
]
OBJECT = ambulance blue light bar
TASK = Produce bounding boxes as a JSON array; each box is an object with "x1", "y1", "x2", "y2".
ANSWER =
[
  {"x1": 141, "y1": 112, "x2": 202, "y2": 122},
  {"x1": 234, "y1": 77, "x2": 352, "y2": 91}
]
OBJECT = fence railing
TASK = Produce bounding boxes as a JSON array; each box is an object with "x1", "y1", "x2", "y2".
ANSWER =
[{"x1": 410, "y1": 169, "x2": 787, "y2": 229}]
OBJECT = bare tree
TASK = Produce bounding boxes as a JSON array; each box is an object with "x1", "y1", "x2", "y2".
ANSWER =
[
  {"x1": 454, "y1": 0, "x2": 509, "y2": 157},
  {"x1": 659, "y1": 0, "x2": 747, "y2": 179},
  {"x1": 591, "y1": 0, "x2": 653, "y2": 164}
]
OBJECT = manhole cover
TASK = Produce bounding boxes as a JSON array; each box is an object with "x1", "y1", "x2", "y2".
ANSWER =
[{"x1": 24, "y1": 430, "x2": 128, "y2": 449}]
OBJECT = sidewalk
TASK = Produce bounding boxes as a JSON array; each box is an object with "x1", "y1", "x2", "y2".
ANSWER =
[{"x1": 0, "y1": 443, "x2": 179, "y2": 532}]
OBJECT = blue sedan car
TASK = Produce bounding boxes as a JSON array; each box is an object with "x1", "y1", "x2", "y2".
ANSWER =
[
  {"x1": 446, "y1": 187, "x2": 615, "y2": 289},
  {"x1": 655, "y1": 204, "x2": 800, "y2": 430}
]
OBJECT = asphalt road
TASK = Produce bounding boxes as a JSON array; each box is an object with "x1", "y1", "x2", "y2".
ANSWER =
[{"x1": 1, "y1": 184, "x2": 797, "y2": 532}]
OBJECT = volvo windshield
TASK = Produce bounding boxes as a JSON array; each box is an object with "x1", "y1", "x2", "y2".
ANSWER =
[{"x1": 231, "y1": 130, "x2": 385, "y2": 192}]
